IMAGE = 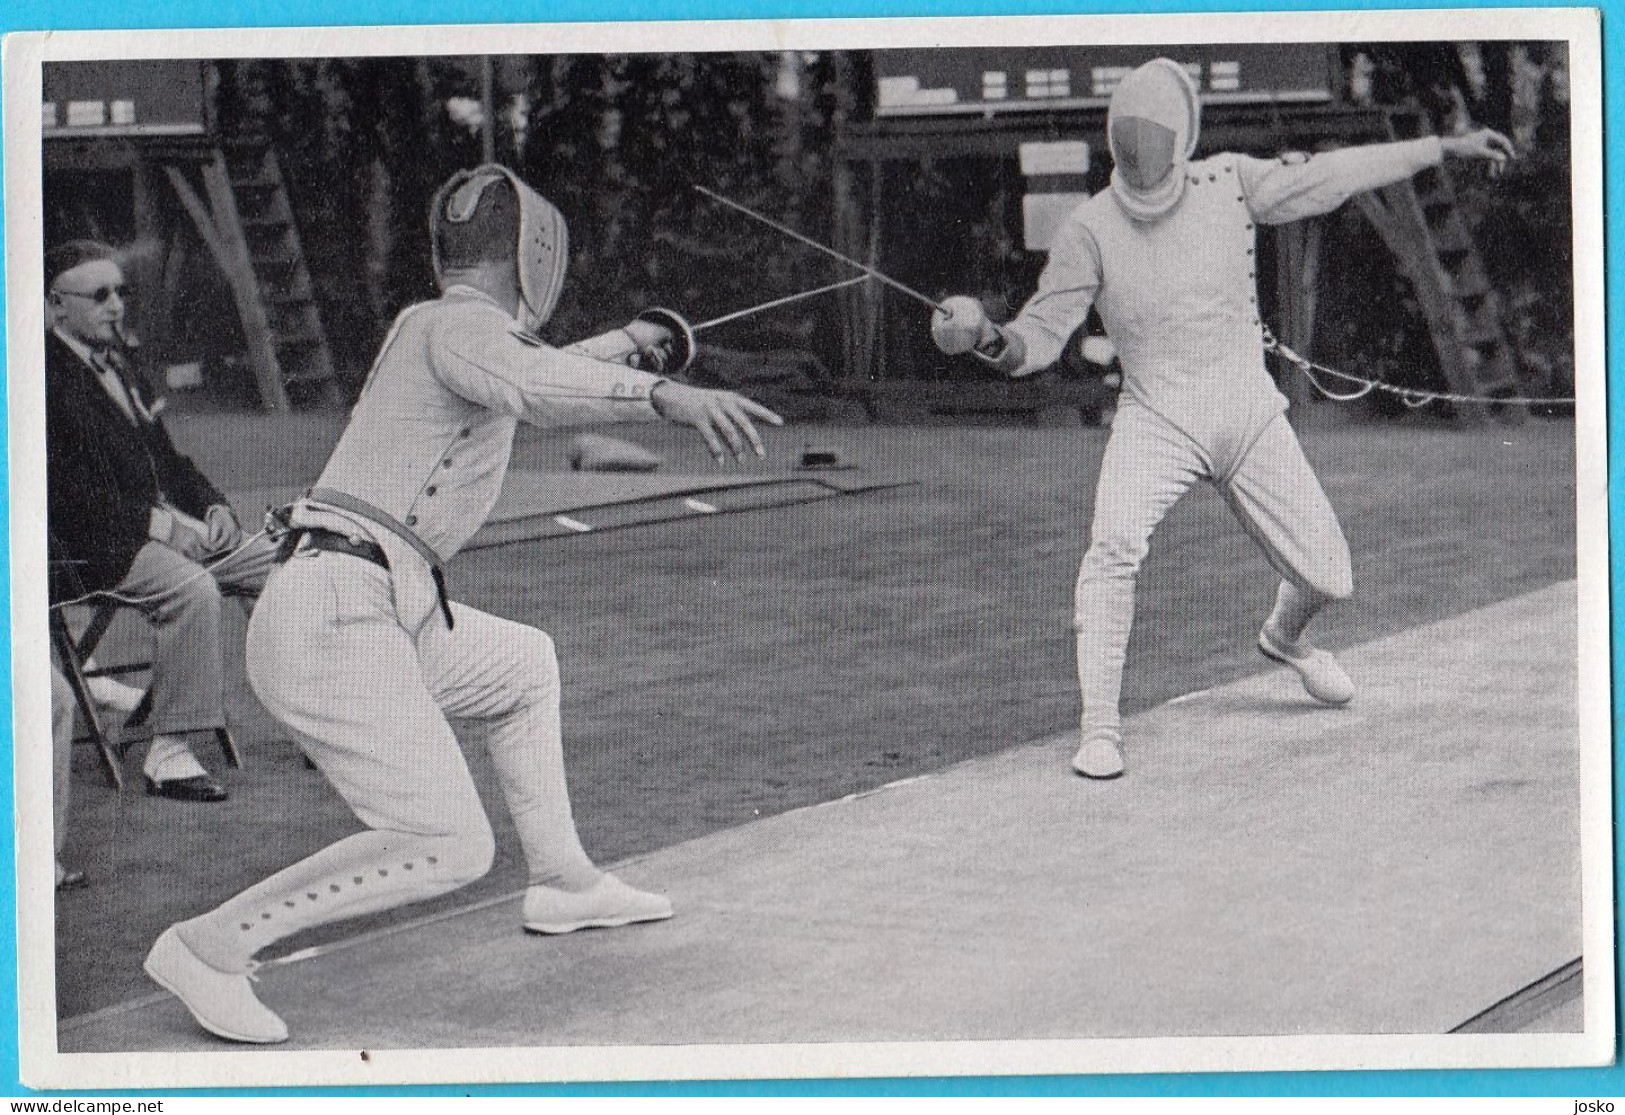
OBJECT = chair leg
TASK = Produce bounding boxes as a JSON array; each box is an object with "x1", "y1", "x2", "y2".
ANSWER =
[
  {"x1": 126, "y1": 688, "x2": 154, "y2": 728},
  {"x1": 73, "y1": 603, "x2": 119, "y2": 663},
  {"x1": 51, "y1": 616, "x2": 124, "y2": 791},
  {"x1": 216, "y1": 726, "x2": 243, "y2": 769}
]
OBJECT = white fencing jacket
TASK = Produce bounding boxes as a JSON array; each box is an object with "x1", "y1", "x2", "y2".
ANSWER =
[
  {"x1": 293, "y1": 286, "x2": 665, "y2": 631},
  {"x1": 1005, "y1": 137, "x2": 1445, "y2": 463}
]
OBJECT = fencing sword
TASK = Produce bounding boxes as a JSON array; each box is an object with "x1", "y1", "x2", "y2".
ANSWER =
[
  {"x1": 694, "y1": 185, "x2": 950, "y2": 315},
  {"x1": 692, "y1": 274, "x2": 870, "y2": 333},
  {"x1": 632, "y1": 274, "x2": 872, "y2": 373}
]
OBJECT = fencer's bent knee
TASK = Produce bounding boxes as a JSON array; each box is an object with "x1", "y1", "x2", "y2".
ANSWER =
[
  {"x1": 1303, "y1": 544, "x2": 1354, "y2": 602},
  {"x1": 1290, "y1": 560, "x2": 1353, "y2": 605},
  {"x1": 1320, "y1": 563, "x2": 1354, "y2": 602},
  {"x1": 426, "y1": 818, "x2": 497, "y2": 888},
  {"x1": 517, "y1": 627, "x2": 560, "y2": 693}
]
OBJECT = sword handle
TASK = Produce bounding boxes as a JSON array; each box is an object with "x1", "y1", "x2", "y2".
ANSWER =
[{"x1": 629, "y1": 307, "x2": 696, "y2": 375}]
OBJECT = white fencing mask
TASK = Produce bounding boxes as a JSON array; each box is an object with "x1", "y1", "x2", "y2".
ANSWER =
[
  {"x1": 431, "y1": 164, "x2": 569, "y2": 331},
  {"x1": 1107, "y1": 59, "x2": 1202, "y2": 222}
]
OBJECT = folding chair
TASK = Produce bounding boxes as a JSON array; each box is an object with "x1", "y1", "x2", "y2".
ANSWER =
[{"x1": 50, "y1": 600, "x2": 242, "y2": 790}]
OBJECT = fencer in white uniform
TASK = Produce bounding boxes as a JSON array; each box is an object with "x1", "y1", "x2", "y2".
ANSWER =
[
  {"x1": 143, "y1": 165, "x2": 783, "y2": 1044},
  {"x1": 932, "y1": 58, "x2": 1514, "y2": 779}
]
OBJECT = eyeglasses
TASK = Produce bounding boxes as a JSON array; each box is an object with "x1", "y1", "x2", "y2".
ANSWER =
[{"x1": 53, "y1": 284, "x2": 127, "y2": 305}]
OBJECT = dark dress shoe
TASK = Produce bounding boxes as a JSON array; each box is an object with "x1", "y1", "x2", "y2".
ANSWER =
[
  {"x1": 56, "y1": 869, "x2": 88, "y2": 892},
  {"x1": 144, "y1": 774, "x2": 229, "y2": 803}
]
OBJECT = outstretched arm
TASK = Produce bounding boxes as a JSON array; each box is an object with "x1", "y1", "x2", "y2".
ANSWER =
[
  {"x1": 563, "y1": 327, "x2": 643, "y2": 363},
  {"x1": 1439, "y1": 127, "x2": 1517, "y2": 168},
  {"x1": 432, "y1": 304, "x2": 782, "y2": 460},
  {"x1": 1238, "y1": 128, "x2": 1513, "y2": 226},
  {"x1": 564, "y1": 317, "x2": 686, "y2": 373},
  {"x1": 564, "y1": 318, "x2": 781, "y2": 460},
  {"x1": 430, "y1": 304, "x2": 670, "y2": 428}
]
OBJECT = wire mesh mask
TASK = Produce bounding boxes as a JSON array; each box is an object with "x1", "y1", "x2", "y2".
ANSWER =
[
  {"x1": 1106, "y1": 60, "x2": 1201, "y2": 221},
  {"x1": 430, "y1": 164, "x2": 569, "y2": 330}
]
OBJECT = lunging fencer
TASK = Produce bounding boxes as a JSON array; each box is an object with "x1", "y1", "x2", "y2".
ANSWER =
[
  {"x1": 144, "y1": 164, "x2": 783, "y2": 1044},
  {"x1": 931, "y1": 58, "x2": 1514, "y2": 779}
]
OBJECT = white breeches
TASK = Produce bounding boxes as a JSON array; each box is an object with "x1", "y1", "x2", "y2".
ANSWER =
[
  {"x1": 199, "y1": 547, "x2": 582, "y2": 963},
  {"x1": 1074, "y1": 402, "x2": 1352, "y2": 736}
]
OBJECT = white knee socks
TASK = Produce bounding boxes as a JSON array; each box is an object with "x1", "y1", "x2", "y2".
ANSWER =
[
  {"x1": 177, "y1": 825, "x2": 495, "y2": 973},
  {"x1": 480, "y1": 658, "x2": 600, "y2": 892},
  {"x1": 1074, "y1": 575, "x2": 1137, "y2": 740},
  {"x1": 1266, "y1": 580, "x2": 1323, "y2": 645}
]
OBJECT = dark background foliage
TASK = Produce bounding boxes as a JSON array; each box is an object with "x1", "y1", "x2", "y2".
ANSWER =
[{"x1": 205, "y1": 45, "x2": 1572, "y2": 403}]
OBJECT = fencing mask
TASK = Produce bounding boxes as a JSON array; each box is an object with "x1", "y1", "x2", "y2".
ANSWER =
[
  {"x1": 1107, "y1": 59, "x2": 1202, "y2": 222},
  {"x1": 430, "y1": 164, "x2": 569, "y2": 331}
]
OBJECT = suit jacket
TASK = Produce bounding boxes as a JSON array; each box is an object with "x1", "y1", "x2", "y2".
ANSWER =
[{"x1": 46, "y1": 331, "x2": 226, "y2": 600}]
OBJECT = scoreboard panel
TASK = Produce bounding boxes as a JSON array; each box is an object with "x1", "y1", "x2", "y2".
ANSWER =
[
  {"x1": 874, "y1": 44, "x2": 1338, "y2": 116},
  {"x1": 43, "y1": 60, "x2": 208, "y2": 138}
]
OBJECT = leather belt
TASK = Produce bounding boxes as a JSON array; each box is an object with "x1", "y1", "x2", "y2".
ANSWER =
[
  {"x1": 279, "y1": 527, "x2": 389, "y2": 572},
  {"x1": 302, "y1": 487, "x2": 455, "y2": 630}
]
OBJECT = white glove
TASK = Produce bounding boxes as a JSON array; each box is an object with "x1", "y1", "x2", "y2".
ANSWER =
[
  {"x1": 203, "y1": 503, "x2": 243, "y2": 554},
  {"x1": 623, "y1": 320, "x2": 674, "y2": 373},
  {"x1": 622, "y1": 318, "x2": 672, "y2": 352},
  {"x1": 931, "y1": 295, "x2": 999, "y2": 356},
  {"x1": 627, "y1": 308, "x2": 696, "y2": 374}
]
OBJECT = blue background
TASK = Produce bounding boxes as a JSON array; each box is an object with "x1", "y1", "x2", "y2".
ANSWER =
[{"x1": 0, "y1": 0, "x2": 1617, "y2": 1098}]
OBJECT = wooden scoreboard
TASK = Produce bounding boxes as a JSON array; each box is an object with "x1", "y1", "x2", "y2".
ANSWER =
[
  {"x1": 873, "y1": 44, "x2": 1340, "y2": 117},
  {"x1": 870, "y1": 45, "x2": 1341, "y2": 252},
  {"x1": 42, "y1": 60, "x2": 208, "y2": 138}
]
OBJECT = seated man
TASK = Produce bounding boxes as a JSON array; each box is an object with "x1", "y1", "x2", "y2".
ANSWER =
[{"x1": 45, "y1": 240, "x2": 277, "y2": 803}]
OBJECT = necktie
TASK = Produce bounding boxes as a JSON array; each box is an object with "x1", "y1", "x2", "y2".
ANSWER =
[
  {"x1": 90, "y1": 351, "x2": 144, "y2": 425},
  {"x1": 89, "y1": 349, "x2": 170, "y2": 505}
]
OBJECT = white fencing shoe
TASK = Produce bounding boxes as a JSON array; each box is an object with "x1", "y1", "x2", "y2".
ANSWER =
[
  {"x1": 522, "y1": 874, "x2": 673, "y2": 935},
  {"x1": 1258, "y1": 626, "x2": 1355, "y2": 706},
  {"x1": 143, "y1": 926, "x2": 288, "y2": 1044},
  {"x1": 1071, "y1": 732, "x2": 1126, "y2": 780}
]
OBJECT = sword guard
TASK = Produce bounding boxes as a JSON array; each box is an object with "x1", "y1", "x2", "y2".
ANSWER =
[
  {"x1": 632, "y1": 307, "x2": 696, "y2": 375},
  {"x1": 263, "y1": 503, "x2": 296, "y2": 541}
]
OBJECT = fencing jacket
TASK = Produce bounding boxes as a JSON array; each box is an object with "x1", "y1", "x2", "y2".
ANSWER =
[
  {"x1": 1004, "y1": 137, "x2": 1445, "y2": 465},
  {"x1": 293, "y1": 285, "x2": 665, "y2": 630}
]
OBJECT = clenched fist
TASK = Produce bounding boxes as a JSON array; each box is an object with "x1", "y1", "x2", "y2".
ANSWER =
[{"x1": 931, "y1": 295, "x2": 999, "y2": 356}]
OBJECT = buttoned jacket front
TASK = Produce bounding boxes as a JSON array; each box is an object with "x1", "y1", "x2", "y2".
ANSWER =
[
  {"x1": 294, "y1": 286, "x2": 664, "y2": 631},
  {"x1": 1004, "y1": 137, "x2": 1444, "y2": 470}
]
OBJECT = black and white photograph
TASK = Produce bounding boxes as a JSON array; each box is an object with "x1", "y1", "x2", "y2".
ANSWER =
[{"x1": 2, "y1": 8, "x2": 1611, "y2": 1088}]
